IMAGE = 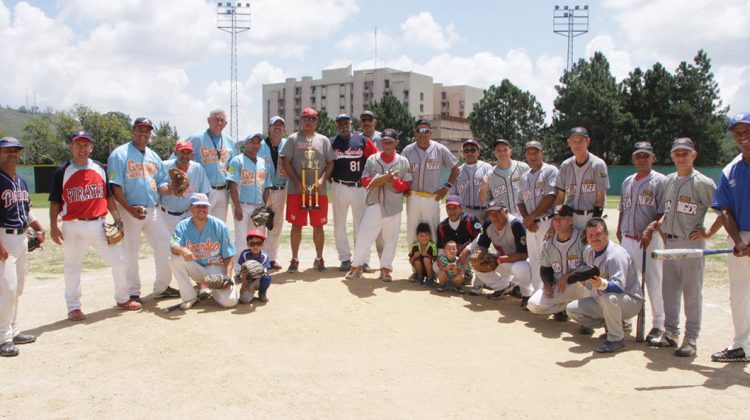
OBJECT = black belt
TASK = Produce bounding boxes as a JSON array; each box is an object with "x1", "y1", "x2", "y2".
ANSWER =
[
  {"x1": 573, "y1": 209, "x2": 594, "y2": 215},
  {"x1": 3, "y1": 227, "x2": 25, "y2": 235},
  {"x1": 160, "y1": 206, "x2": 186, "y2": 216},
  {"x1": 466, "y1": 205, "x2": 488, "y2": 210},
  {"x1": 333, "y1": 179, "x2": 362, "y2": 188},
  {"x1": 268, "y1": 185, "x2": 286, "y2": 190},
  {"x1": 665, "y1": 234, "x2": 679, "y2": 239},
  {"x1": 78, "y1": 217, "x2": 104, "y2": 221},
  {"x1": 534, "y1": 216, "x2": 551, "y2": 223},
  {"x1": 212, "y1": 185, "x2": 227, "y2": 190}
]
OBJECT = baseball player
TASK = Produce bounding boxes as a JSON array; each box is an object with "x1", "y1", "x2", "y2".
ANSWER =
[
  {"x1": 329, "y1": 114, "x2": 378, "y2": 272},
  {"x1": 435, "y1": 195, "x2": 482, "y2": 285},
  {"x1": 168, "y1": 193, "x2": 237, "y2": 309},
  {"x1": 0, "y1": 137, "x2": 45, "y2": 357},
  {"x1": 469, "y1": 203, "x2": 532, "y2": 305},
  {"x1": 616, "y1": 141, "x2": 667, "y2": 343},
  {"x1": 566, "y1": 218, "x2": 644, "y2": 353},
  {"x1": 478, "y1": 139, "x2": 529, "y2": 217},
  {"x1": 711, "y1": 113, "x2": 750, "y2": 363},
  {"x1": 517, "y1": 140, "x2": 558, "y2": 291},
  {"x1": 227, "y1": 133, "x2": 272, "y2": 273},
  {"x1": 257, "y1": 116, "x2": 288, "y2": 270},
  {"x1": 185, "y1": 109, "x2": 237, "y2": 221},
  {"x1": 450, "y1": 139, "x2": 493, "y2": 222},
  {"x1": 402, "y1": 118, "x2": 459, "y2": 247},
  {"x1": 647, "y1": 138, "x2": 722, "y2": 357},
  {"x1": 345, "y1": 129, "x2": 412, "y2": 282},
  {"x1": 158, "y1": 140, "x2": 211, "y2": 232},
  {"x1": 527, "y1": 205, "x2": 587, "y2": 319},
  {"x1": 555, "y1": 127, "x2": 609, "y2": 230},
  {"x1": 359, "y1": 110, "x2": 383, "y2": 151},
  {"x1": 237, "y1": 229, "x2": 273, "y2": 304},
  {"x1": 107, "y1": 117, "x2": 177, "y2": 302},
  {"x1": 279, "y1": 107, "x2": 335, "y2": 272},
  {"x1": 49, "y1": 132, "x2": 141, "y2": 322}
]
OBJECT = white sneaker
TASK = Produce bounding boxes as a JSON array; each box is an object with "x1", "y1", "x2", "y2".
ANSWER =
[{"x1": 345, "y1": 269, "x2": 362, "y2": 280}]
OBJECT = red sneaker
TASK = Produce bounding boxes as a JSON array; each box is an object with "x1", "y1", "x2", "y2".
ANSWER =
[
  {"x1": 116, "y1": 299, "x2": 143, "y2": 311},
  {"x1": 68, "y1": 309, "x2": 86, "y2": 321}
]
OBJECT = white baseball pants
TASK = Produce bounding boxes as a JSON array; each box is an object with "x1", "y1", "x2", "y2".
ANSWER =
[
  {"x1": 352, "y1": 205, "x2": 402, "y2": 271},
  {"x1": 526, "y1": 219, "x2": 551, "y2": 291},
  {"x1": 264, "y1": 188, "x2": 287, "y2": 262},
  {"x1": 0, "y1": 231, "x2": 27, "y2": 343},
  {"x1": 473, "y1": 260, "x2": 532, "y2": 296},
  {"x1": 118, "y1": 204, "x2": 173, "y2": 297},
  {"x1": 527, "y1": 282, "x2": 588, "y2": 315},
  {"x1": 168, "y1": 255, "x2": 238, "y2": 308},
  {"x1": 567, "y1": 292, "x2": 643, "y2": 341},
  {"x1": 159, "y1": 209, "x2": 189, "y2": 233},
  {"x1": 406, "y1": 194, "x2": 440, "y2": 247},
  {"x1": 621, "y1": 235, "x2": 665, "y2": 331},
  {"x1": 233, "y1": 203, "x2": 261, "y2": 273},
  {"x1": 332, "y1": 182, "x2": 367, "y2": 264},
  {"x1": 727, "y1": 232, "x2": 750, "y2": 354},
  {"x1": 209, "y1": 187, "x2": 229, "y2": 223}
]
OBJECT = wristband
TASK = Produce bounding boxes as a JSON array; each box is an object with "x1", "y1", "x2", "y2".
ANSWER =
[
  {"x1": 443, "y1": 182, "x2": 453, "y2": 189},
  {"x1": 593, "y1": 207, "x2": 603, "y2": 217}
]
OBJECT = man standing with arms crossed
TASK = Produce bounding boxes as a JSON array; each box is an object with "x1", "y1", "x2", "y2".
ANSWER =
[
  {"x1": 329, "y1": 114, "x2": 378, "y2": 272},
  {"x1": 616, "y1": 141, "x2": 667, "y2": 343},
  {"x1": 186, "y1": 109, "x2": 236, "y2": 221},
  {"x1": 158, "y1": 141, "x2": 211, "y2": 232},
  {"x1": 402, "y1": 118, "x2": 459, "y2": 247},
  {"x1": 479, "y1": 139, "x2": 529, "y2": 217},
  {"x1": 107, "y1": 117, "x2": 177, "y2": 302},
  {"x1": 258, "y1": 116, "x2": 287, "y2": 271},
  {"x1": 450, "y1": 139, "x2": 493, "y2": 222},
  {"x1": 280, "y1": 108, "x2": 335, "y2": 272},
  {"x1": 711, "y1": 113, "x2": 750, "y2": 363}
]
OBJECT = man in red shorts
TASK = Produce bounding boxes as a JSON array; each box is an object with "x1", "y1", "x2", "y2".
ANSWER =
[{"x1": 279, "y1": 108, "x2": 335, "y2": 272}]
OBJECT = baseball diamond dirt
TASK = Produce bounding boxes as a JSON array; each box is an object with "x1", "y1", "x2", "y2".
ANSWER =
[{"x1": 1, "y1": 207, "x2": 748, "y2": 419}]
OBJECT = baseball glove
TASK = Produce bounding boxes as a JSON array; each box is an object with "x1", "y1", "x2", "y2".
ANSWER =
[
  {"x1": 566, "y1": 264, "x2": 600, "y2": 284},
  {"x1": 251, "y1": 206, "x2": 275, "y2": 230},
  {"x1": 469, "y1": 247, "x2": 498, "y2": 273},
  {"x1": 169, "y1": 167, "x2": 190, "y2": 197},
  {"x1": 239, "y1": 260, "x2": 266, "y2": 281},
  {"x1": 27, "y1": 228, "x2": 42, "y2": 252},
  {"x1": 104, "y1": 221, "x2": 124, "y2": 245},
  {"x1": 204, "y1": 274, "x2": 234, "y2": 289}
]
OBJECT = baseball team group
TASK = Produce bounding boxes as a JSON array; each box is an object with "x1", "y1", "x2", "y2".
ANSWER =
[{"x1": 0, "y1": 107, "x2": 748, "y2": 365}]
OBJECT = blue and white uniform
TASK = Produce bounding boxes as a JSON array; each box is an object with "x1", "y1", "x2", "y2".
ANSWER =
[
  {"x1": 258, "y1": 137, "x2": 288, "y2": 263},
  {"x1": 186, "y1": 129, "x2": 237, "y2": 221},
  {"x1": 237, "y1": 249, "x2": 272, "y2": 303},
  {"x1": 159, "y1": 160, "x2": 211, "y2": 232}
]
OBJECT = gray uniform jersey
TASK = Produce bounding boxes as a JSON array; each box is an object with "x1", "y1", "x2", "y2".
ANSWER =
[
  {"x1": 658, "y1": 170, "x2": 717, "y2": 239},
  {"x1": 517, "y1": 163, "x2": 559, "y2": 218},
  {"x1": 487, "y1": 160, "x2": 529, "y2": 214},
  {"x1": 619, "y1": 170, "x2": 666, "y2": 236},
  {"x1": 362, "y1": 153, "x2": 413, "y2": 217},
  {"x1": 365, "y1": 130, "x2": 383, "y2": 151},
  {"x1": 557, "y1": 153, "x2": 609, "y2": 210},
  {"x1": 450, "y1": 161, "x2": 493, "y2": 208},
  {"x1": 476, "y1": 215, "x2": 528, "y2": 256},
  {"x1": 402, "y1": 141, "x2": 458, "y2": 193},
  {"x1": 540, "y1": 229, "x2": 585, "y2": 281},
  {"x1": 279, "y1": 132, "x2": 335, "y2": 195},
  {"x1": 583, "y1": 241, "x2": 643, "y2": 299}
]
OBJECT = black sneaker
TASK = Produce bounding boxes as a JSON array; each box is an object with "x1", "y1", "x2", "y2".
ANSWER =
[
  {"x1": 578, "y1": 325, "x2": 595, "y2": 336},
  {"x1": 510, "y1": 285, "x2": 523, "y2": 298},
  {"x1": 436, "y1": 284, "x2": 447, "y2": 292},
  {"x1": 596, "y1": 339, "x2": 626, "y2": 353},
  {"x1": 648, "y1": 330, "x2": 678, "y2": 348},
  {"x1": 646, "y1": 328, "x2": 665, "y2": 342},
  {"x1": 154, "y1": 286, "x2": 180, "y2": 299},
  {"x1": 129, "y1": 295, "x2": 143, "y2": 304},
  {"x1": 0, "y1": 341, "x2": 19, "y2": 357},
  {"x1": 338, "y1": 260, "x2": 352, "y2": 272},
  {"x1": 488, "y1": 290, "x2": 505, "y2": 300},
  {"x1": 12, "y1": 333, "x2": 36, "y2": 345},
  {"x1": 553, "y1": 311, "x2": 569, "y2": 322},
  {"x1": 675, "y1": 336, "x2": 697, "y2": 357},
  {"x1": 520, "y1": 296, "x2": 530, "y2": 309},
  {"x1": 711, "y1": 347, "x2": 749, "y2": 363}
]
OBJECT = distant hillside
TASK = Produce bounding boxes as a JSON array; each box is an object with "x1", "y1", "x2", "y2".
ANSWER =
[{"x1": 0, "y1": 108, "x2": 52, "y2": 138}]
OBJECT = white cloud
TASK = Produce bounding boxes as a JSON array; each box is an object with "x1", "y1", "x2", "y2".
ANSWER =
[
  {"x1": 584, "y1": 35, "x2": 634, "y2": 81},
  {"x1": 400, "y1": 11, "x2": 459, "y2": 51}
]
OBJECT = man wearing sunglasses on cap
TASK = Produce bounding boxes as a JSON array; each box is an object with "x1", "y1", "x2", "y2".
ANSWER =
[{"x1": 450, "y1": 139, "x2": 493, "y2": 223}]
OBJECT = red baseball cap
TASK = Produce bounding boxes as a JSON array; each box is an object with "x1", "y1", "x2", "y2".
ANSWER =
[
  {"x1": 301, "y1": 107, "x2": 318, "y2": 118},
  {"x1": 246, "y1": 229, "x2": 266, "y2": 240},
  {"x1": 175, "y1": 141, "x2": 193, "y2": 152}
]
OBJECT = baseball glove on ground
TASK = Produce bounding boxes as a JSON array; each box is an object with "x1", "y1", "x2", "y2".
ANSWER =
[
  {"x1": 240, "y1": 260, "x2": 266, "y2": 281},
  {"x1": 103, "y1": 221, "x2": 124, "y2": 245},
  {"x1": 470, "y1": 247, "x2": 498, "y2": 273},
  {"x1": 169, "y1": 167, "x2": 190, "y2": 197},
  {"x1": 205, "y1": 274, "x2": 234, "y2": 289},
  {"x1": 251, "y1": 206, "x2": 275, "y2": 230},
  {"x1": 566, "y1": 264, "x2": 600, "y2": 284},
  {"x1": 27, "y1": 228, "x2": 42, "y2": 252}
]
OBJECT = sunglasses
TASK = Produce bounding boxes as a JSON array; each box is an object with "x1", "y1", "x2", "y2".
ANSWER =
[
  {"x1": 463, "y1": 148, "x2": 478, "y2": 153},
  {"x1": 360, "y1": 117, "x2": 374, "y2": 122},
  {"x1": 301, "y1": 117, "x2": 317, "y2": 122},
  {"x1": 416, "y1": 128, "x2": 431, "y2": 134},
  {"x1": 248, "y1": 241, "x2": 263, "y2": 246}
]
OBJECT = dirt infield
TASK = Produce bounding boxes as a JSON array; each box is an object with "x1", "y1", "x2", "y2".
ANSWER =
[{"x1": 1, "y1": 209, "x2": 748, "y2": 419}]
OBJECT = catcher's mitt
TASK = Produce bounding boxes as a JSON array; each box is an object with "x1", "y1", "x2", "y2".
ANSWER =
[
  {"x1": 251, "y1": 206, "x2": 275, "y2": 230},
  {"x1": 240, "y1": 260, "x2": 266, "y2": 281},
  {"x1": 205, "y1": 274, "x2": 234, "y2": 289},
  {"x1": 469, "y1": 247, "x2": 498, "y2": 273},
  {"x1": 169, "y1": 167, "x2": 190, "y2": 197},
  {"x1": 27, "y1": 228, "x2": 42, "y2": 252},
  {"x1": 566, "y1": 264, "x2": 600, "y2": 284},
  {"x1": 104, "y1": 221, "x2": 124, "y2": 245}
]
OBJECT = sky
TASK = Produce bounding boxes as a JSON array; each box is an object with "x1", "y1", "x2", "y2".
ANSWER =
[{"x1": 1, "y1": 0, "x2": 749, "y2": 139}]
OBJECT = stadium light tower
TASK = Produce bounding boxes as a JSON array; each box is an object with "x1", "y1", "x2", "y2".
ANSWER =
[
  {"x1": 553, "y1": 5, "x2": 589, "y2": 71},
  {"x1": 217, "y1": 2, "x2": 251, "y2": 140}
]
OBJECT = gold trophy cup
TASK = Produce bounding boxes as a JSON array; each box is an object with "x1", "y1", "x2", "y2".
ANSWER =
[{"x1": 300, "y1": 140, "x2": 320, "y2": 210}]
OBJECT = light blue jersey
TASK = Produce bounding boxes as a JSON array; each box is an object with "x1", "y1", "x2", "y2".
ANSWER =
[
  {"x1": 186, "y1": 129, "x2": 237, "y2": 187},
  {"x1": 226, "y1": 154, "x2": 272, "y2": 204},
  {"x1": 258, "y1": 137, "x2": 287, "y2": 188},
  {"x1": 159, "y1": 160, "x2": 212, "y2": 213},
  {"x1": 107, "y1": 142, "x2": 166, "y2": 206},
  {"x1": 170, "y1": 215, "x2": 235, "y2": 266}
]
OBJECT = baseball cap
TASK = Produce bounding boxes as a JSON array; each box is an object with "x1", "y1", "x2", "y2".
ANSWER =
[
  {"x1": 632, "y1": 141, "x2": 654, "y2": 155},
  {"x1": 335, "y1": 114, "x2": 351, "y2": 121},
  {"x1": 133, "y1": 117, "x2": 154, "y2": 129},
  {"x1": 415, "y1": 118, "x2": 431, "y2": 128},
  {"x1": 524, "y1": 140, "x2": 543, "y2": 151},
  {"x1": 69, "y1": 131, "x2": 95, "y2": 143},
  {"x1": 484, "y1": 201, "x2": 506, "y2": 215},
  {"x1": 269, "y1": 116, "x2": 285, "y2": 126},
  {"x1": 301, "y1": 107, "x2": 318, "y2": 118},
  {"x1": 246, "y1": 229, "x2": 266, "y2": 241},
  {"x1": 189, "y1": 193, "x2": 211, "y2": 207},
  {"x1": 175, "y1": 140, "x2": 193, "y2": 152},
  {"x1": 244, "y1": 133, "x2": 263, "y2": 142},
  {"x1": 492, "y1": 139, "x2": 512, "y2": 148},
  {"x1": 360, "y1": 110, "x2": 376, "y2": 119},
  {"x1": 0, "y1": 137, "x2": 24, "y2": 149},
  {"x1": 446, "y1": 195, "x2": 462, "y2": 207},
  {"x1": 463, "y1": 139, "x2": 479, "y2": 148},
  {"x1": 728, "y1": 113, "x2": 750, "y2": 131},
  {"x1": 567, "y1": 127, "x2": 589, "y2": 139},
  {"x1": 671, "y1": 137, "x2": 695, "y2": 153},
  {"x1": 551, "y1": 204, "x2": 574, "y2": 217}
]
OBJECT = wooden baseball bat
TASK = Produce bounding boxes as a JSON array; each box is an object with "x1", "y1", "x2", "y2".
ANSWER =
[
  {"x1": 651, "y1": 249, "x2": 733, "y2": 260},
  {"x1": 636, "y1": 248, "x2": 646, "y2": 343}
]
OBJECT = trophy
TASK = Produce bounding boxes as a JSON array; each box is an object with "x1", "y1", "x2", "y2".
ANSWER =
[{"x1": 300, "y1": 138, "x2": 320, "y2": 210}]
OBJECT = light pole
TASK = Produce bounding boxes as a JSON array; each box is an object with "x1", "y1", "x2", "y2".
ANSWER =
[
  {"x1": 553, "y1": 5, "x2": 589, "y2": 71},
  {"x1": 217, "y1": 2, "x2": 251, "y2": 141}
]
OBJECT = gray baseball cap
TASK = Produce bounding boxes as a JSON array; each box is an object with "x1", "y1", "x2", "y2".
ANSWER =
[
  {"x1": 632, "y1": 141, "x2": 654, "y2": 155},
  {"x1": 524, "y1": 140, "x2": 543, "y2": 151},
  {"x1": 671, "y1": 137, "x2": 695, "y2": 152}
]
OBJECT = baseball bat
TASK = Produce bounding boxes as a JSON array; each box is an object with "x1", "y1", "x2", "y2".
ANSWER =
[
  {"x1": 160, "y1": 293, "x2": 208, "y2": 314},
  {"x1": 651, "y1": 249, "x2": 733, "y2": 260},
  {"x1": 635, "y1": 248, "x2": 646, "y2": 343}
]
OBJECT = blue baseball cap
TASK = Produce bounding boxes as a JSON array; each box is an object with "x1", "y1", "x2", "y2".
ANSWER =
[
  {"x1": 69, "y1": 131, "x2": 95, "y2": 143},
  {"x1": 0, "y1": 137, "x2": 24, "y2": 149},
  {"x1": 446, "y1": 195, "x2": 462, "y2": 206},
  {"x1": 728, "y1": 113, "x2": 750, "y2": 131},
  {"x1": 269, "y1": 116, "x2": 285, "y2": 126},
  {"x1": 189, "y1": 193, "x2": 211, "y2": 207},
  {"x1": 244, "y1": 133, "x2": 263, "y2": 142},
  {"x1": 133, "y1": 117, "x2": 154, "y2": 129}
]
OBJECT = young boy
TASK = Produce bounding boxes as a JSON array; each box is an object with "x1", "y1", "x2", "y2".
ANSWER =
[
  {"x1": 409, "y1": 222, "x2": 438, "y2": 286},
  {"x1": 436, "y1": 240, "x2": 465, "y2": 293},
  {"x1": 237, "y1": 229, "x2": 273, "y2": 303}
]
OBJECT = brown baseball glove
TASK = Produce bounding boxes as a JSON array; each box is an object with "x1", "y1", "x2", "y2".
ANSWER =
[
  {"x1": 27, "y1": 228, "x2": 42, "y2": 252},
  {"x1": 169, "y1": 167, "x2": 190, "y2": 197},
  {"x1": 205, "y1": 274, "x2": 234, "y2": 289},
  {"x1": 104, "y1": 221, "x2": 124, "y2": 245},
  {"x1": 470, "y1": 247, "x2": 498, "y2": 273},
  {"x1": 240, "y1": 260, "x2": 266, "y2": 281},
  {"x1": 251, "y1": 206, "x2": 275, "y2": 230}
]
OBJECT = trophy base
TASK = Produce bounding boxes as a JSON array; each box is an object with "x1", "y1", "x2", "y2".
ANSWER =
[{"x1": 301, "y1": 205, "x2": 321, "y2": 210}]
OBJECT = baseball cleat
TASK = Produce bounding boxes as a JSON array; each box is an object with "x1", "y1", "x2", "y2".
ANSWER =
[
  {"x1": 68, "y1": 309, "x2": 86, "y2": 321},
  {"x1": 578, "y1": 325, "x2": 595, "y2": 336},
  {"x1": 0, "y1": 341, "x2": 19, "y2": 357},
  {"x1": 117, "y1": 299, "x2": 142, "y2": 311},
  {"x1": 154, "y1": 286, "x2": 180, "y2": 299},
  {"x1": 313, "y1": 257, "x2": 326, "y2": 272},
  {"x1": 648, "y1": 330, "x2": 678, "y2": 348},
  {"x1": 596, "y1": 339, "x2": 626, "y2": 353},
  {"x1": 12, "y1": 333, "x2": 36, "y2": 345},
  {"x1": 338, "y1": 260, "x2": 352, "y2": 272},
  {"x1": 645, "y1": 328, "x2": 665, "y2": 342},
  {"x1": 362, "y1": 263, "x2": 376, "y2": 273},
  {"x1": 675, "y1": 337, "x2": 697, "y2": 357},
  {"x1": 710, "y1": 348, "x2": 749, "y2": 363},
  {"x1": 287, "y1": 258, "x2": 299, "y2": 273},
  {"x1": 344, "y1": 269, "x2": 362, "y2": 280}
]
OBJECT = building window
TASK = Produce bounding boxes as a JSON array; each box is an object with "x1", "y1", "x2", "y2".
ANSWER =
[
  {"x1": 403, "y1": 90, "x2": 409, "y2": 99},
  {"x1": 420, "y1": 92, "x2": 424, "y2": 101},
  {"x1": 295, "y1": 87, "x2": 301, "y2": 95},
  {"x1": 311, "y1": 86, "x2": 316, "y2": 93},
  {"x1": 321, "y1": 95, "x2": 326, "y2": 100},
  {"x1": 442, "y1": 92, "x2": 447, "y2": 99},
  {"x1": 420, "y1": 104, "x2": 424, "y2": 112},
  {"x1": 385, "y1": 79, "x2": 390, "y2": 88},
  {"x1": 311, "y1": 97, "x2": 316, "y2": 104}
]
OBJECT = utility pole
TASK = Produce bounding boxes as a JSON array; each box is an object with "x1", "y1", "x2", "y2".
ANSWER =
[
  {"x1": 553, "y1": 5, "x2": 589, "y2": 71},
  {"x1": 217, "y1": 2, "x2": 251, "y2": 140}
]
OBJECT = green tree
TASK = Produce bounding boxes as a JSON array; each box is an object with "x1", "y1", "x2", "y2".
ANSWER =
[
  {"x1": 316, "y1": 109, "x2": 337, "y2": 138},
  {"x1": 21, "y1": 117, "x2": 68, "y2": 164},
  {"x1": 53, "y1": 105, "x2": 132, "y2": 163},
  {"x1": 149, "y1": 121, "x2": 180, "y2": 159},
  {"x1": 369, "y1": 95, "x2": 416, "y2": 151},
  {"x1": 468, "y1": 79, "x2": 545, "y2": 160}
]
